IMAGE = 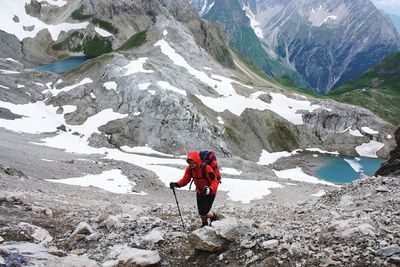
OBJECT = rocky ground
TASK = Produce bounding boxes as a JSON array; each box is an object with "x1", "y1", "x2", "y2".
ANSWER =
[{"x1": 0, "y1": 125, "x2": 400, "y2": 267}]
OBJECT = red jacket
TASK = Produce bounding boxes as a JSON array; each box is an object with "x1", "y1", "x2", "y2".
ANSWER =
[{"x1": 177, "y1": 151, "x2": 219, "y2": 195}]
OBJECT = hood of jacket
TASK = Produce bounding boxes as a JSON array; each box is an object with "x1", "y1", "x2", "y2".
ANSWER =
[{"x1": 186, "y1": 150, "x2": 201, "y2": 167}]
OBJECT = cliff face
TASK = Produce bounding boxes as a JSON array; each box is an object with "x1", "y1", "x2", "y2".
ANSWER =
[{"x1": 376, "y1": 126, "x2": 400, "y2": 176}]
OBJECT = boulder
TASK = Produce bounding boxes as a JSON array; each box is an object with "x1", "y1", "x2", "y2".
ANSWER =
[
  {"x1": 47, "y1": 254, "x2": 100, "y2": 267},
  {"x1": 188, "y1": 226, "x2": 225, "y2": 252},
  {"x1": 262, "y1": 239, "x2": 279, "y2": 249},
  {"x1": 143, "y1": 229, "x2": 164, "y2": 244},
  {"x1": 212, "y1": 217, "x2": 254, "y2": 242},
  {"x1": 114, "y1": 247, "x2": 161, "y2": 266},
  {"x1": 18, "y1": 222, "x2": 53, "y2": 246},
  {"x1": 377, "y1": 245, "x2": 400, "y2": 257}
]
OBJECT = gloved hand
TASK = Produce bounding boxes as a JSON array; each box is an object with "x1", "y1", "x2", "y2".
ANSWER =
[
  {"x1": 203, "y1": 186, "x2": 211, "y2": 195},
  {"x1": 170, "y1": 182, "x2": 179, "y2": 189}
]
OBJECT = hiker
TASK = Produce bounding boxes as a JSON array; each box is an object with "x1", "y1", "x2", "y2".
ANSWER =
[{"x1": 170, "y1": 150, "x2": 220, "y2": 227}]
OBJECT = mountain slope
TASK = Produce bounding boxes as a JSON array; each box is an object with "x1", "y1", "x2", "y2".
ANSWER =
[
  {"x1": 329, "y1": 51, "x2": 400, "y2": 125},
  {"x1": 192, "y1": 0, "x2": 400, "y2": 93},
  {"x1": 191, "y1": 0, "x2": 308, "y2": 88},
  {"x1": 388, "y1": 13, "x2": 400, "y2": 34}
]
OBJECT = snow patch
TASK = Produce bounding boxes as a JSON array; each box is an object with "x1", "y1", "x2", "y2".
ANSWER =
[
  {"x1": 361, "y1": 127, "x2": 379, "y2": 135},
  {"x1": 122, "y1": 58, "x2": 154, "y2": 76},
  {"x1": 274, "y1": 167, "x2": 334, "y2": 185},
  {"x1": 0, "y1": 0, "x2": 88, "y2": 40},
  {"x1": 344, "y1": 159, "x2": 362, "y2": 173},
  {"x1": 157, "y1": 81, "x2": 186, "y2": 96},
  {"x1": 355, "y1": 141, "x2": 385, "y2": 158},
  {"x1": 258, "y1": 150, "x2": 299, "y2": 165},
  {"x1": 95, "y1": 27, "x2": 113, "y2": 37},
  {"x1": 216, "y1": 116, "x2": 224, "y2": 124},
  {"x1": 220, "y1": 168, "x2": 242, "y2": 176},
  {"x1": 50, "y1": 78, "x2": 93, "y2": 96},
  {"x1": 104, "y1": 81, "x2": 117, "y2": 91},
  {"x1": 0, "y1": 85, "x2": 9, "y2": 90},
  {"x1": 312, "y1": 190, "x2": 326, "y2": 197},
  {"x1": 242, "y1": 3, "x2": 264, "y2": 38},
  {"x1": 46, "y1": 169, "x2": 146, "y2": 195}
]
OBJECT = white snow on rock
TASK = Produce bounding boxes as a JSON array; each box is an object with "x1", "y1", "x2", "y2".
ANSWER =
[
  {"x1": 157, "y1": 81, "x2": 186, "y2": 96},
  {"x1": 17, "y1": 84, "x2": 25, "y2": 88},
  {"x1": 341, "y1": 127, "x2": 364, "y2": 137},
  {"x1": 355, "y1": 141, "x2": 385, "y2": 158},
  {"x1": 0, "y1": 0, "x2": 89, "y2": 40},
  {"x1": 305, "y1": 148, "x2": 339, "y2": 155},
  {"x1": 6, "y1": 58, "x2": 19, "y2": 63},
  {"x1": 344, "y1": 158, "x2": 362, "y2": 173},
  {"x1": 311, "y1": 190, "x2": 326, "y2": 197},
  {"x1": 47, "y1": 78, "x2": 93, "y2": 96},
  {"x1": 95, "y1": 27, "x2": 113, "y2": 37},
  {"x1": 258, "y1": 149, "x2": 299, "y2": 165},
  {"x1": 37, "y1": 0, "x2": 67, "y2": 7},
  {"x1": 273, "y1": 167, "x2": 334, "y2": 185},
  {"x1": 361, "y1": 126, "x2": 379, "y2": 135},
  {"x1": 0, "y1": 69, "x2": 20, "y2": 74},
  {"x1": 120, "y1": 145, "x2": 179, "y2": 157},
  {"x1": 122, "y1": 57, "x2": 154, "y2": 76},
  {"x1": 242, "y1": 3, "x2": 264, "y2": 38},
  {"x1": 219, "y1": 177, "x2": 283, "y2": 204},
  {"x1": 104, "y1": 81, "x2": 117, "y2": 91},
  {"x1": 0, "y1": 85, "x2": 9, "y2": 90},
  {"x1": 162, "y1": 29, "x2": 168, "y2": 36},
  {"x1": 138, "y1": 82, "x2": 151, "y2": 91},
  {"x1": 199, "y1": 0, "x2": 215, "y2": 16},
  {"x1": 46, "y1": 169, "x2": 146, "y2": 195},
  {"x1": 0, "y1": 101, "x2": 71, "y2": 133},
  {"x1": 220, "y1": 168, "x2": 241, "y2": 176}
]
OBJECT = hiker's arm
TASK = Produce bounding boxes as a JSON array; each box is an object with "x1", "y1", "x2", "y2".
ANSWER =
[
  {"x1": 176, "y1": 167, "x2": 191, "y2": 187},
  {"x1": 207, "y1": 166, "x2": 219, "y2": 193}
]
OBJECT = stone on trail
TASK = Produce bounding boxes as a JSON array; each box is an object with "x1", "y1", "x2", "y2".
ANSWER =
[
  {"x1": 262, "y1": 239, "x2": 279, "y2": 249},
  {"x1": 188, "y1": 226, "x2": 225, "y2": 252},
  {"x1": 377, "y1": 245, "x2": 400, "y2": 257},
  {"x1": 18, "y1": 222, "x2": 53, "y2": 246},
  {"x1": 47, "y1": 254, "x2": 100, "y2": 266},
  {"x1": 143, "y1": 229, "x2": 165, "y2": 244},
  {"x1": 213, "y1": 217, "x2": 254, "y2": 242},
  {"x1": 108, "y1": 247, "x2": 161, "y2": 266}
]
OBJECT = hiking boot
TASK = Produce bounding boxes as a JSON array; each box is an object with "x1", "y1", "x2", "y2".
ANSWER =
[
  {"x1": 210, "y1": 213, "x2": 219, "y2": 225},
  {"x1": 200, "y1": 222, "x2": 208, "y2": 228}
]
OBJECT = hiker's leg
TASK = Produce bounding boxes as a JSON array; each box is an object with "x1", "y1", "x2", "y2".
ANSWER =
[{"x1": 197, "y1": 194, "x2": 208, "y2": 226}]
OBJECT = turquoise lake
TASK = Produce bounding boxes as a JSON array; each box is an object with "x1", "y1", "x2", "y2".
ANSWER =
[
  {"x1": 314, "y1": 155, "x2": 384, "y2": 184},
  {"x1": 33, "y1": 56, "x2": 89, "y2": 73}
]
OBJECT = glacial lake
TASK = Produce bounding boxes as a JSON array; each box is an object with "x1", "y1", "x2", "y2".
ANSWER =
[
  {"x1": 314, "y1": 155, "x2": 384, "y2": 184},
  {"x1": 33, "y1": 56, "x2": 89, "y2": 73}
]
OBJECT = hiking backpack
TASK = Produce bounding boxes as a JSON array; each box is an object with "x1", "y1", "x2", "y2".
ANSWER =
[{"x1": 189, "y1": 150, "x2": 221, "y2": 189}]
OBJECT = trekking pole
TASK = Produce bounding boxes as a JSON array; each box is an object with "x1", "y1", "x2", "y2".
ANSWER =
[{"x1": 172, "y1": 187, "x2": 185, "y2": 230}]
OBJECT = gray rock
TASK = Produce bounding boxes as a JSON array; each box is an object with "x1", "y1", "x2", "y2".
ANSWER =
[
  {"x1": 18, "y1": 222, "x2": 53, "y2": 246},
  {"x1": 377, "y1": 245, "x2": 400, "y2": 257},
  {"x1": 0, "y1": 236, "x2": 4, "y2": 243},
  {"x1": 47, "y1": 254, "x2": 100, "y2": 267},
  {"x1": 262, "y1": 239, "x2": 279, "y2": 249},
  {"x1": 240, "y1": 239, "x2": 257, "y2": 249},
  {"x1": 115, "y1": 247, "x2": 161, "y2": 266},
  {"x1": 213, "y1": 218, "x2": 254, "y2": 241},
  {"x1": 143, "y1": 229, "x2": 164, "y2": 244},
  {"x1": 389, "y1": 254, "x2": 400, "y2": 263},
  {"x1": 376, "y1": 186, "x2": 389, "y2": 193},
  {"x1": 12, "y1": 15, "x2": 20, "y2": 22},
  {"x1": 188, "y1": 226, "x2": 225, "y2": 252}
]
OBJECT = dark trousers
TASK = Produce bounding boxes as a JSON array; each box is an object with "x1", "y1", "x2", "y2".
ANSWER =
[{"x1": 196, "y1": 194, "x2": 216, "y2": 216}]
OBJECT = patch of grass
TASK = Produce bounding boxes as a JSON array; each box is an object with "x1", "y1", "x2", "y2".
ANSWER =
[
  {"x1": 83, "y1": 36, "x2": 113, "y2": 57},
  {"x1": 71, "y1": 6, "x2": 92, "y2": 21},
  {"x1": 65, "y1": 53, "x2": 115, "y2": 78},
  {"x1": 51, "y1": 31, "x2": 84, "y2": 51},
  {"x1": 116, "y1": 31, "x2": 147, "y2": 51},
  {"x1": 224, "y1": 125, "x2": 241, "y2": 145},
  {"x1": 92, "y1": 18, "x2": 118, "y2": 35}
]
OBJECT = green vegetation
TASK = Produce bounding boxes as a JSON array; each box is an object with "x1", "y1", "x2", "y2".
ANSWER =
[
  {"x1": 51, "y1": 31, "x2": 84, "y2": 52},
  {"x1": 92, "y1": 18, "x2": 118, "y2": 35},
  {"x1": 65, "y1": 53, "x2": 115, "y2": 78},
  {"x1": 71, "y1": 6, "x2": 92, "y2": 21},
  {"x1": 116, "y1": 31, "x2": 147, "y2": 51},
  {"x1": 83, "y1": 36, "x2": 112, "y2": 57},
  {"x1": 214, "y1": 45, "x2": 231, "y2": 66},
  {"x1": 327, "y1": 51, "x2": 400, "y2": 125}
]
